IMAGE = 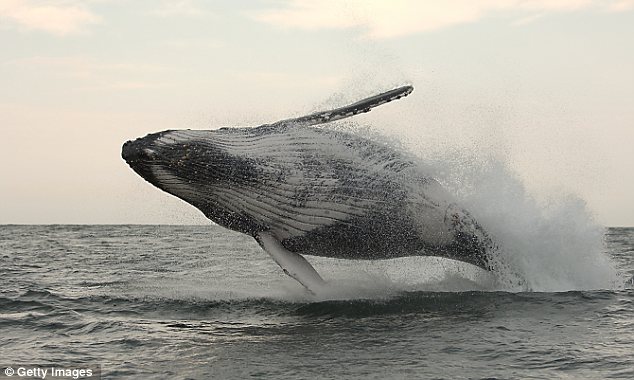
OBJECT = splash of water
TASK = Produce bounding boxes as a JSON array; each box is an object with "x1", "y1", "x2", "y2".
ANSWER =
[
  {"x1": 415, "y1": 146, "x2": 620, "y2": 291},
  {"x1": 327, "y1": 122, "x2": 621, "y2": 292}
]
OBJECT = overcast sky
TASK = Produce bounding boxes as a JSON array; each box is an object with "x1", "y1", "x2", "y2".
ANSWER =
[{"x1": 1, "y1": 0, "x2": 633, "y2": 226}]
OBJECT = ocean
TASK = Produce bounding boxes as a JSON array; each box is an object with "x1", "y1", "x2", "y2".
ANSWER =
[{"x1": 1, "y1": 225, "x2": 632, "y2": 379}]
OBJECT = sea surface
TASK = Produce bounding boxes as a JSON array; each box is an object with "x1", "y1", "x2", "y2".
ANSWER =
[{"x1": 1, "y1": 225, "x2": 632, "y2": 379}]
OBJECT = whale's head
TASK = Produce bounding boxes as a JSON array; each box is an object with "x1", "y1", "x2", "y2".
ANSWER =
[
  {"x1": 122, "y1": 129, "x2": 240, "y2": 184},
  {"x1": 122, "y1": 130, "x2": 212, "y2": 189},
  {"x1": 122, "y1": 129, "x2": 263, "y2": 233}
]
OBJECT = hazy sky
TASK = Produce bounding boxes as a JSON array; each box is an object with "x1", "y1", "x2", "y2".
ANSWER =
[{"x1": 1, "y1": 0, "x2": 633, "y2": 225}]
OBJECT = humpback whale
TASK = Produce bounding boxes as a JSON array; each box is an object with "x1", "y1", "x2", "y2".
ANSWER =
[{"x1": 122, "y1": 86, "x2": 495, "y2": 292}]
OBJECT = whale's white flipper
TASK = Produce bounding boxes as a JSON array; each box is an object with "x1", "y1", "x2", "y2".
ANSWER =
[
  {"x1": 256, "y1": 232, "x2": 326, "y2": 293},
  {"x1": 267, "y1": 85, "x2": 413, "y2": 128}
]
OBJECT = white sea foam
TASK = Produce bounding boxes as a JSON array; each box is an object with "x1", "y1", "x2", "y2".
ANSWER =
[
  {"x1": 369, "y1": 139, "x2": 620, "y2": 292},
  {"x1": 432, "y1": 154, "x2": 621, "y2": 291}
]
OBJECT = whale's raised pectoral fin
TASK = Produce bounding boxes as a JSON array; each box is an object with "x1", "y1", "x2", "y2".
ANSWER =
[
  {"x1": 256, "y1": 232, "x2": 326, "y2": 293},
  {"x1": 268, "y1": 85, "x2": 413, "y2": 128}
]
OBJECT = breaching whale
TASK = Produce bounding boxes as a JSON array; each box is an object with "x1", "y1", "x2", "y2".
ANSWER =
[{"x1": 122, "y1": 86, "x2": 495, "y2": 292}]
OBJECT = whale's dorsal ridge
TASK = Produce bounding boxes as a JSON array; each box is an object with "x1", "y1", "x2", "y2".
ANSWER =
[{"x1": 266, "y1": 85, "x2": 413, "y2": 129}]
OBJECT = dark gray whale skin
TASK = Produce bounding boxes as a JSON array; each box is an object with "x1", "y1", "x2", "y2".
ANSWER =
[{"x1": 122, "y1": 87, "x2": 494, "y2": 270}]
